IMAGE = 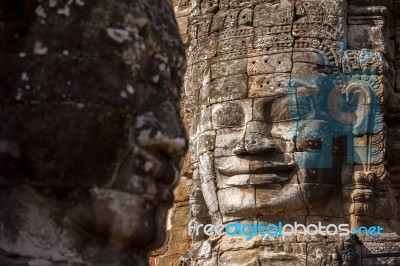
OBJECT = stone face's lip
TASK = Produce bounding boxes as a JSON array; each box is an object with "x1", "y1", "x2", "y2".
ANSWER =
[
  {"x1": 113, "y1": 146, "x2": 180, "y2": 205},
  {"x1": 132, "y1": 147, "x2": 180, "y2": 186},
  {"x1": 143, "y1": 161, "x2": 178, "y2": 185},
  {"x1": 125, "y1": 182, "x2": 174, "y2": 205},
  {"x1": 113, "y1": 173, "x2": 175, "y2": 204},
  {"x1": 217, "y1": 161, "x2": 296, "y2": 177}
]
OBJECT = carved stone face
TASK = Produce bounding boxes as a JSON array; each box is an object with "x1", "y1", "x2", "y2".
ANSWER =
[
  {"x1": 195, "y1": 69, "x2": 351, "y2": 222},
  {"x1": 204, "y1": 80, "x2": 302, "y2": 219},
  {"x1": 184, "y1": 0, "x2": 399, "y2": 229},
  {"x1": 0, "y1": 1, "x2": 186, "y2": 264},
  {"x1": 196, "y1": 74, "x2": 394, "y2": 224}
]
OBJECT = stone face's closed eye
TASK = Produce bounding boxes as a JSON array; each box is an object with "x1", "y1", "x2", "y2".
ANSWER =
[{"x1": 212, "y1": 102, "x2": 244, "y2": 128}]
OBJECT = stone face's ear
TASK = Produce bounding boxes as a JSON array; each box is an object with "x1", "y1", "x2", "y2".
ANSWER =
[
  {"x1": 197, "y1": 152, "x2": 222, "y2": 224},
  {"x1": 327, "y1": 82, "x2": 378, "y2": 136}
]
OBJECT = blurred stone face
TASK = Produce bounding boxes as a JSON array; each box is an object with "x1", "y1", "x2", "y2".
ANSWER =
[{"x1": 0, "y1": 0, "x2": 186, "y2": 264}]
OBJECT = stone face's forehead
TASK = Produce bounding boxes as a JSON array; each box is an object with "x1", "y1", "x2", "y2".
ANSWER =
[{"x1": 0, "y1": 0, "x2": 186, "y2": 109}]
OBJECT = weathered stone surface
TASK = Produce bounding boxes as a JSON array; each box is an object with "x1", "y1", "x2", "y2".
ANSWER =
[
  {"x1": 212, "y1": 101, "x2": 247, "y2": 129},
  {"x1": 307, "y1": 239, "x2": 360, "y2": 265},
  {"x1": 248, "y1": 74, "x2": 291, "y2": 98},
  {"x1": 348, "y1": 24, "x2": 389, "y2": 54},
  {"x1": 253, "y1": 1, "x2": 294, "y2": 27},
  {"x1": 210, "y1": 74, "x2": 248, "y2": 103},
  {"x1": 256, "y1": 184, "x2": 307, "y2": 216},
  {"x1": 360, "y1": 233, "x2": 400, "y2": 265},
  {"x1": 301, "y1": 183, "x2": 344, "y2": 217},
  {"x1": 218, "y1": 187, "x2": 257, "y2": 220},
  {"x1": 247, "y1": 53, "x2": 292, "y2": 75},
  {"x1": 259, "y1": 244, "x2": 307, "y2": 266},
  {"x1": 211, "y1": 58, "x2": 248, "y2": 80},
  {"x1": 174, "y1": 175, "x2": 192, "y2": 202},
  {"x1": 219, "y1": 249, "x2": 260, "y2": 266},
  {"x1": 214, "y1": 127, "x2": 246, "y2": 157}
]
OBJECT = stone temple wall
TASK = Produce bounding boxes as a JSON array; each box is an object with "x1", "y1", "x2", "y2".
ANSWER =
[{"x1": 153, "y1": 0, "x2": 400, "y2": 265}]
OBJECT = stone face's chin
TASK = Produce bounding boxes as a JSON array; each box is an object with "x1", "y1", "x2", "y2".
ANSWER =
[
  {"x1": 216, "y1": 184, "x2": 308, "y2": 219},
  {"x1": 149, "y1": 203, "x2": 172, "y2": 250},
  {"x1": 255, "y1": 184, "x2": 308, "y2": 216},
  {"x1": 87, "y1": 188, "x2": 157, "y2": 248},
  {"x1": 211, "y1": 151, "x2": 346, "y2": 219},
  {"x1": 103, "y1": 149, "x2": 178, "y2": 249},
  {"x1": 113, "y1": 150, "x2": 178, "y2": 203},
  {"x1": 89, "y1": 193, "x2": 173, "y2": 251},
  {"x1": 0, "y1": 186, "x2": 176, "y2": 266}
]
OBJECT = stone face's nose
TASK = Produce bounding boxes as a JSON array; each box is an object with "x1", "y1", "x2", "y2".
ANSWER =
[
  {"x1": 245, "y1": 132, "x2": 276, "y2": 154},
  {"x1": 233, "y1": 121, "x2": 276, "y2": 155}
]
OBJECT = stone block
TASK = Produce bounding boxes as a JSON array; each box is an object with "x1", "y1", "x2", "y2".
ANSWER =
[
  {"x1": 177, "y1": 16, "x2": 189, "y2": 45},
  {"x1": 247, "y1": 53, "x2": 292, "y2": 75},
  {"x1": 188, "y1": 35, "x2": 218, "y2": 65},
  {"x1": 218, "y1": 187, "x2": 257, "y2": 218},
  {"x1": 215, "y1": 127, "x2": 246, "y2": 157},
  {"x1": 248, "y1": 74, "x2": 291, "y2": 98},
  {"x1": 219, "y1": 249, "x2": 260, "y2": 266},
  {"x1": 212, "y1": 100, "x2": 252, "y2": 129},
  {"x1": 210, "y1": 74, "x2": 248, "y2": 103},
  {"x1": 254, "y1": 2, "x2": 294, "y2": 27},
  {"x1": 258, "y1": 250, "x2": 306, "y2": 266},
  {"x1": 300, "y1": 183, "x2": 343, "y2": 217},
  {"x1": 218, "y1": 28, "x2": 254, "y2": 55},
  {"x1": 174, "y1": 175, "x2": 192, "y2": 202},
  {"x1": 347, "y1": 24, "x2": 388, "y2": 54},
  {"x1": 211, "y1": 58, "x2": 247, "y2": 80}
]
